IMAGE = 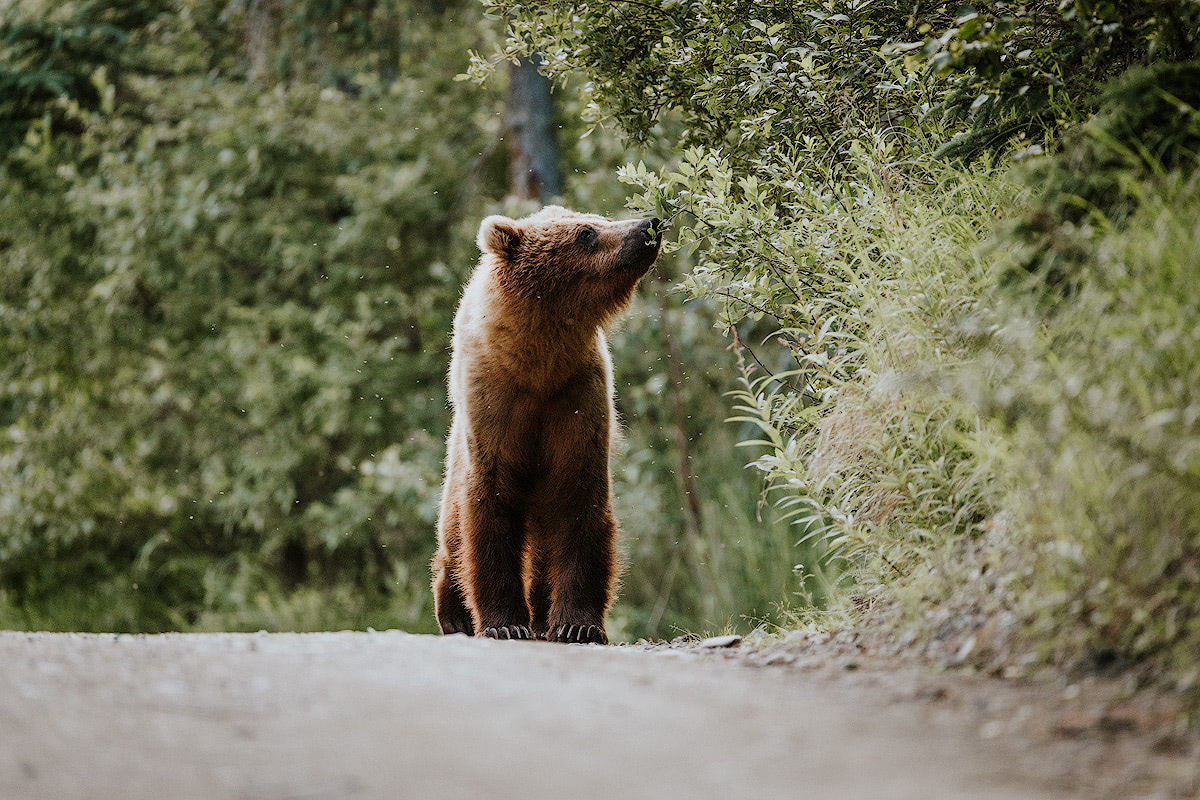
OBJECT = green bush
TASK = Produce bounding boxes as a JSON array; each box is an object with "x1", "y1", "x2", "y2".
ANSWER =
[
  {"x1": 1007, "y1": 61, "x2": 1200, "y2": 291},
  {"x1": 983, "y1": 169, "x2": 1200, "y2": 678},
  {"x1": 971, "y1": 72, "x2": 1200, "y2": 679},
  {"x1": 908, "y1": 1, "x2": 1200, "y2": 161},
  {"x1": 0, "y1": 0, "x2": 494, "y2": 631}
]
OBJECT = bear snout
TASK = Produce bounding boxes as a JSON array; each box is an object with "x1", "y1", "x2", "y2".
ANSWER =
[
  {"x1": 642, "y1": 217, "x2": 662, "y2": 244},
  {"x1": 616, "y1": 217, "x2": 663, "y2": 273}
]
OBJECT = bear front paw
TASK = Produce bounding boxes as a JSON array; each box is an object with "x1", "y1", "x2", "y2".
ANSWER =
[
  {"x1": 481, "y1": 625, "x2": 532, "y2": 640},
  {"x1": 546, "y1": 624, "x2": 607, "y2": 645}
]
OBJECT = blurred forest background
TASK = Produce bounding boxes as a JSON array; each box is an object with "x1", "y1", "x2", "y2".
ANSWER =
[
  {"x1": 0, "y1": 0, "x2": 803, "y2": 639},
  {"x1": 3, "y1": 0, "x2": 1200, "y2": 701}
]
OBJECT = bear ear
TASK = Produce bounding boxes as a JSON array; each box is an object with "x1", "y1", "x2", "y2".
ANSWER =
[{"x1": 477, "y1": 215, "x2": 522, "y2": 257}]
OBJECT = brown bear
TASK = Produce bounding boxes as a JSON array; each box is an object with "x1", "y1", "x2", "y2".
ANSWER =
[{"x1": 431, "y1": 205, "x2": 661, "y2": 644}]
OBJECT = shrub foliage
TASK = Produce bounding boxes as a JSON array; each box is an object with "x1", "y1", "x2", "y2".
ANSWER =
[{"x1": 0, "y1": 0, "x2": 496, "y2": 631}]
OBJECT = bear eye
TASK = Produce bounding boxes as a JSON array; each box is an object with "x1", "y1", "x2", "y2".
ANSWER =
[{"x1": 576, "y1": 226, "x2": 599, "y2": 248}]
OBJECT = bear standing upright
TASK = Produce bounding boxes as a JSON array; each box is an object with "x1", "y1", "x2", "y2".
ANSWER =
[{"x1": 432, "y1": 206, "x2": 661, "y2": 644}]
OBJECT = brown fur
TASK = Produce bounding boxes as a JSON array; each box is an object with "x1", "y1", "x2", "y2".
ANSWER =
[{"x1": 431, "y1": 206, "x2": 661, "y2": 643}]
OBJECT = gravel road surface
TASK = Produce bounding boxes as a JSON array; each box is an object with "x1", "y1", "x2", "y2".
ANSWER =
[{"x1": 1, "y1": 631, "x2": 1194, "y2": 800}]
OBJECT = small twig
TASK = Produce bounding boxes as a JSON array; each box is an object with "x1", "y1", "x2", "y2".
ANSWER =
[
  {"x1": 713, "y1": 290, "x2": 785, "y2": 324},
  {"x1": 603, "y1": 0, "x2": 671, "y2": 16},
  {"x1": 729, "y1": 324, "x2": 813, "y2": 401}
]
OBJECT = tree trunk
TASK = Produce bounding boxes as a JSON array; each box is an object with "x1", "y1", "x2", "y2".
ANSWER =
[
  {"x1": 506, "y1": 55, "x2": 561, "y2": 202},
  {"x1": 245, "y1": 0, "x2": 282, "y2": 81}
]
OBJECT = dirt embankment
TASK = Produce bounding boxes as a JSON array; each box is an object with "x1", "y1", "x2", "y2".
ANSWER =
[{"x1": 1, "y1": 631, "x2": 1196, "y2": 800}]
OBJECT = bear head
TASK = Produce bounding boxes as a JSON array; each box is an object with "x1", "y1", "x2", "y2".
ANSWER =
[{"x1": 476, "y1": 205, "x2": 662, "y2": 322}]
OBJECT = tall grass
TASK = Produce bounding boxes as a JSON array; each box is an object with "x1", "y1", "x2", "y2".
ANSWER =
[
  {"x1": 716, "y1": 119, "x2": 1200, "y2": 691},
  {"x1": 720, "y1": 148, "x2": 1018, "y2": 601},
  {"x1": 611, "y1": 355, "x2": 821, "y2": 641}
]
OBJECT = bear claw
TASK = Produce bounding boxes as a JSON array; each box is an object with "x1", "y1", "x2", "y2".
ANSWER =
[
  {"x1": 482, "y1": 625, "x2": 532, "y2": 641},
  {"x1": 547, "y1": 624, "x2": 607, "y2": 645}
]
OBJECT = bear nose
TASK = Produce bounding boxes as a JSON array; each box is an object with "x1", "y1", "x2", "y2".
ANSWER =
[{"x1": 642, "y1": 217, "x2": 662, "y2": 244}]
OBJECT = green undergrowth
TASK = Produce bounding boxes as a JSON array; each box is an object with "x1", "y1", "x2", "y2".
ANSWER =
[
  {"x1": 732, "y1": 93, "x2": 1200, "y2": 700},
  {"x1": 984, "y1": 168, "x2": 1200, "y2": 684}
]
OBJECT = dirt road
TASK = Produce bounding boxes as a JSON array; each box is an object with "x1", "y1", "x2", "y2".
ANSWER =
[{"x1": 1, "y1": 631, "x2": 1195, "y2": 800}]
